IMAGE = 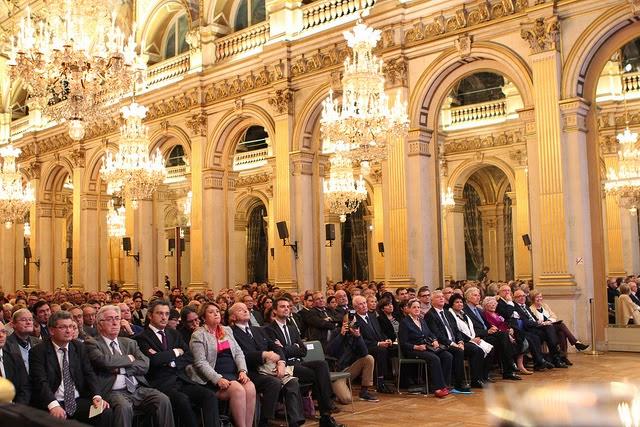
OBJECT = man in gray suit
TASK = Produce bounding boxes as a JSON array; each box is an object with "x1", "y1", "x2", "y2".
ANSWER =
[
  {"x1": 85, "y1": 305, "x2": 174, "y2": 427},
  {"x1": 5, "y1": 307, "x2": 41, "y2": 372}
]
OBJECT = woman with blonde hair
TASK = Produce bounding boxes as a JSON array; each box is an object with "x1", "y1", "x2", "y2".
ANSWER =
[
  {"x1": 615, "y1": 284, "x2": 640, "y2": 326},
  {"x1": 189, "y1": 302, "x2": 256, "y2": 427}
]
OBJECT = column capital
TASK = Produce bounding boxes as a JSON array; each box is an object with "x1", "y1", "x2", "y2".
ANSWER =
[
  {"x1": 268, "y1": 87, "x2": 295, "y2": 116},
  {"x1": 520, "y1": 15, "x2": 560, "y2": 55},
  {"x1": 203, "y1": 168, "x2": 225, "y2": 190},
  {"x1": 509, "y1": 149, "x2": 528, "y2": 167},
  {"x1": 290, "y1": 151, "x2": 314, "y2": 176},
  {"x1": 407, "y1": 128, "x2": 433, "y2": 158},
  {"x1": 559, "y1": 98, "x2": 591, "y2": 132},
  {"x1": 186, "y1": 112, "x2": 208, "y2": 137},
  {"x1": 227, "y1": 171, "x2": 240, "y2": 191},
  {"x1": 70, "y1": 148, "x2": 86, "y2": 169},
  {"x1": 383, "y1": 56, "x2": 408, "y2": 89},
  {"x1": 517, "y1": 107, "x2": 536, "y2": 136},
  {"x1": 318, "y1": 153, "x2": 330, "y2": 178}
]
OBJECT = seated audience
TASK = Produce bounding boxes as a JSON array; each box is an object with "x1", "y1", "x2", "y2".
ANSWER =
[
  {"x1": 5, "y1": 307, "x2": 40, "y2": 372},
  {"x1": 33, "y1": 300, "x2": 52, "y2": 339},
  {"x1": 178, "y1": 306, "x2": 200, "y2": 343},
  {"x1": 189, "y1": 302, "x2": 256, "y2": 427},
  {"x1": 85, "y1": 305, "x2": 174, "y2": 427},
  {"x1": 136, "y1": 300, "x2": 219, "y2": 427},
  {"x1": 30, "y1": 310, "x2": 112, "y2": 426},
  {"x1": 306, "y1": 292, "x2": 338, "y2": 349},
  {"x1": 615, "y1": 283, "x2": 640, "y2": 325},
  {"x1": 376, "y1": 298, "x2": 399, "y2": 342},
  {"x1": 0, "y1": 322, "x2": 30, "y2": 404},
  {"x1": 117, "y1": 303, "x2": 143, "y2": 338}
]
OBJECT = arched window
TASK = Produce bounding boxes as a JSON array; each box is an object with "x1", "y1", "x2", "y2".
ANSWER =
[
  {"x1": 166, "y1": 145, "x2": 187, "y2": 167},
  {"x1": 164, "y1": 13, "x2": 190, "y2": 59},
  {"x1": 235, "y1": 126, "x2": 268, "y2": 153},
  {"x1": 234, "y1": 0, "x2": 266, "y2": 31},
  {"x1": 449, "y1": 72, "x2": 505, "y2": 107}
]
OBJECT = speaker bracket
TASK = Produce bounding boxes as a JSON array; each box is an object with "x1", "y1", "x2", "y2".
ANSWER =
[
  {"x1": 126, "y1": 250, "x2": 140, "y2": 266},
  {"x1": 281, "y1": 238, "x2": 298, "y2": 259}
]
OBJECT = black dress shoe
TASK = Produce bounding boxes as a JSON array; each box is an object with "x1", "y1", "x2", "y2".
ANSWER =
[
  {"x1": 562, "y1": 357, "x2": 573, "y2": 366},
  {"x1": 470, "y1": 380, "x2": 485, "y2": 388},
  {"x1": 575, "y1": 342, "x2": 590, "y2": 351},
  {"x1": 533, "y1": 364, "x2": 547, "y2": 372},
  {"x1": 543, "y1": 361, "x2": 555, "y2": 369},
  {"x1": 377, "y1": 384, "x2": 394, "y2": 394},
  {"x1": 554, "y1": 361, "x2": 568, "y2": 368},
  {"x1": 319, "y1": 415, "x2": 345, "y2": 427},
  {"x1": 503, "y1": 373, "x2": 522, "y2": 380}
]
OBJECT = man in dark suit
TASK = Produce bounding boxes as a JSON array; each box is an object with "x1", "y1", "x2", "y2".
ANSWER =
[
  {"x1": 229, "y1": 302, "x2": 305, "y2": 427},
  {"x1": 352, "y1": 295, "x2": 393, "y2": 393},
  {"x1": 0, "y1": 322, "x2": 30, "y2": 404},
  {"x1": 33, "y1": 300, "x2": 52, "y2": 339},
  {"x1": 333, "y1": 290, "x2": 350, "y2": 320},
  {"x1": 462, "y1": 287, "x2": 521, "y2": 381},
  {"x1": 425, "y1": 291, "x2": 471, "y2": 393},
  {"x1": 5, "y1": 307, "x2": 40, "y2": 372},
  {"x1": 267, "y1": 298, "x2": 344, "y2": 427},
  {"x1": 29, "y1": 310, "x2": 112, "y2": 426},
  {"x1": 135, "y1": 300, "x2": 219, "y2": 427},
  {"x1": 242, "y1": 295, "x2": 264, "y2": 326},
  {"x1": 295, "y1": 293, "x2": 315, "y2": 339},
  {"x1": 82, "y1": 304, "x2": 99, "y2": 338},
  {"x1": 85, "y1": 305, "x2": 174, "y2": 427},
  {"x1": 305, "y1": 292, "x2": 337, "y2": 349},
  {"x1": 512, "y1": 290, "x2": 566, "y2": 368}
]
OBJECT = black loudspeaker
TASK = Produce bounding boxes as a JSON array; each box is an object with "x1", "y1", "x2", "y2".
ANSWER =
[
  {"x1": 180, "y1": 238, "x2": 185, "y2": 249},
  {"x1": 122, "y1": 237, "x2": 132, "y2": 252},
  {"x1": 24, "y1": 246, "x2": 32, "y2": 259},
  {"x1": 66, "y1": 248, "x2": 72, "y2": 260},
  {"x1": 378, "y1": 242, "x2": 385, "y2": 253},
  {"x1": 326, "y1": 224, "x2": 335, "y2": 241},
  {"x1": 522, "y1": 234, "x2": 531, "y2": 246},
  {"x1": 276, "y1": 221, "x2": 289, "y2": 240},
  {"x1": 168, "y1": 238, "x2": 176, "y2": 252},
  {"x1": 270, "y1": 247, "x2": 275, "y2": 258}
]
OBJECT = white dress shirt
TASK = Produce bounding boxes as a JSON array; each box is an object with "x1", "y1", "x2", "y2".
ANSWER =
[
  {"x1": 102, "y1": 336, "x2": 137, "y2": 391},
  {"x1": 48, "y1": 342, "x2": 79, "y2": 410}
]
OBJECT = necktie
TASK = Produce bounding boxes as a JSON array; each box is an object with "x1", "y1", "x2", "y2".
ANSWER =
[
  {"x1": 473, "y1": 306, "x2": 488, "y2": 329},
  {"x1": 61, "y1": 348, "x2": 77, "y2": 416},
  {"x1": 521, "y1": 305, "x2": 535, "y2": 321},
  {"x1": 283, "y1": 324, "x2": 291, "y2": 346},
  {"x1": 158, "y1": 330, "x2": 168, "y2": 351},
  {"x1": 363, "y1": 314, "x2": 369, "y2": 324},
  {"x1": 245, "y1": 326, "x2": 254, "y2": 338},
  {"x1": 439, "y1": 311, "x2": 454, "y2": 340},
  {"x1": 110, "y1": 341, "x2": 137, "y2": 393},
  {"x1": 0, "y1": 355, "x2": 3, "y2": 377}
]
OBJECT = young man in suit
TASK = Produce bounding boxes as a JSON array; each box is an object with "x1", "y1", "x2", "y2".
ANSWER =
[
  {"x1": 425, "y1": 291, "x2": 471, "y2": 393},
  {"x1": 5, "y1": 307, "x2": 40, "y2": 372},
  {"x1": 0, "y1": 322, "x2": 30, "y2": 404},
  {"x1": 352, "y1": 295, "x2": 393, "y2": 394},
  {"x1": 29, "y1": 310, "x2": 112, "y2": 426},
  {"x1": 267, "y1": 298, "x2": 345, "y2": 427},
  {"x1": 463, "y1": 287, "x2": 521, "y2": 381},
  {"x1": 229, "y1": 302, "x2": 305, "y2": 427},
  {"x1": 33, "y1": 300, "x2": 52, "y2": 339},
  {"x1": 85, "y1": 305, "x2": 174, "y2": 427},
  {"x1": 135, "y1": 299, "x2": 219, "y2": 427},
  {"x1": 305, "y1": 292, "x2": 337, "y2": 349}
]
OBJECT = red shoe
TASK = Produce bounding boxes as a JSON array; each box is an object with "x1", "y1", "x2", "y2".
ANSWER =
[{"x1": 434, "y1": 388, "x2": 450, "y2": 398}]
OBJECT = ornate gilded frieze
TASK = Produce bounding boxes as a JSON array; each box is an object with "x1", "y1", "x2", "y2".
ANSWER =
[
  {"x1": 235, "y1": 172, "x2": 273, "y2": 187},
  {"x1": 290, "y1": 45, "x2": 349, "y2": 78},
  {"x1": 444, "y1": 129, "x2": 525, "y2": 154},
  {"x1": 404, "y1": 0, "x2": 527, "y2": 45}
]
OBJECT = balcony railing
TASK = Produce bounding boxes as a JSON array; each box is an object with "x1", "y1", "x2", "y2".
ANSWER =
[
  {"x1": 301, "y1": 0, "x2": 375, "y2": 31},
  {"x1": 164, "y1": 164, "x2": 190, "y2": 183},
  {"x1": 214, "y1": 22, "x2": 270, "y2": 62},
  {"x1": 146, "y1": 52, "x2": 191, "y2": 89},
  {"x1": 10, "y1": 116, "x2": 31, "y2": 140},
  {"x1": 233, "y1": 148, "x2": 269, "y2": 171},
  {"x1": 441, "y1": 99, "x2": 508, "y2": 131}
]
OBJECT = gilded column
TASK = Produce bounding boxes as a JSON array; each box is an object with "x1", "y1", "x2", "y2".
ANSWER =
[
  {"x1": 370, "y1": 167, "x2": 385, "y2": 282},
  {"x1": 445, "y1": 201, "x2": 466, "y2": 281},
  {"x1": 621, "y1": 210, "x2": 640, "y2": 275},
  {"x1": 186, "y1": 112, "x2": 208, "y2": 288},
  {"x1": 202, "y1": 168, "x2": 227, "y2": 290},
  {"x1": 27, "y1": 161, "x2": 41, "y2": 288},
  {"x1": 135, "y1": 199, "x2": 155, "y2": 296},
  {"x1": 291, "y1": 151, "x2": 317, "y2": 292},
  {"x1": 520, "y1": 16, "x2": 574, "y2": 287},
  {"x1": 268, "y1": 87, "x2": 297, "y2": 289},
  {"x1": 78, "y1": 193, "x2": 101, "y2": 291},
  {"x1": 601, "y1": 145, "x2": 627, "y2": 276},
  {"x1": 226, "y1": 171, "x2": 241, "y2": 288},
  {"x1": 510, "y1": 149, "x2": 532, "y2": 280},
  {"x1": 0, "y1": 224, "x2": 17, "y2": 291},
  {"x1": 35, "y1": 201, "x2": 53, "y2": 291}
]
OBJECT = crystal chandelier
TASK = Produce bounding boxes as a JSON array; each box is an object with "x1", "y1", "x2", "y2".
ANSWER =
[
  {"x1": 441, "y1": 187, "x2": 455, "y2": 212},
  {"x1": 604, "y1": 127, "x2": 640, "y2": 213},
  {"x1": 0, "y1": 145, "x2": 35, "y2": 228},
  {"x1": 7, "y1": 0, "x2": 146, "y2": 141},
  {"x1": 106, "y1": 199, "x2": 126, "y2": 237},
  {"x1": 100, "y1": 101, "x2": 167, "y2": 208},
  {"x1": 320, "y1": 20, "x2": 408, "y2": 172},
  {"x1": 323, "y1": 151, "x2": 367, "y2": 222},
  {"x1": 181, "y1": 191, "x2": 192, "y2": 227}
]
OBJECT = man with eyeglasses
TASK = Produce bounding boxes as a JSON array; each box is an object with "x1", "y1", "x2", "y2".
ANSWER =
[
  {"x1": 442, "y1": 287, "x2": 455, "y2": 309},
  {"x1": 30, "y1": 310, "x2": 112, "y2": 426},
  {"x1": 0, "y1": 322, "x2": 30, "y2": 404},
  {"x1": 418, "y1": 286, "x2": 432, "y2": 318},
  {"x1": 5, "y1": 308, "x2": 40, "y2": 372},
  {"x1": 242, "y1": 294, "x2": 264, "y2": 326},
  {"x1": 86, "y1": 305, "x2": 174, "y2": 427}
]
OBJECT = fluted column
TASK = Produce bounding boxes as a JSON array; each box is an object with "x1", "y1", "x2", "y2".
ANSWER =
[
  {"x1": 602, "y1": 148, "x2": 626, "y2": 276},
  {"x1": 370, "y1": 168, "x2": 385, "y2": 282},
  {"x1": 35, "y1": 202, "x2": 53, "y2": 291},
  {"x1": 202, "y1": 168, "x2": 227, "y2": 290},
  {"x1": 226, "y1": 172, "x2": 241, "y2": 288},
  {"x1": 405, "y1": 127, "x2": 437, "y2": 286},
  {"x1": 291, "y1": 152, "x2": 317, "y2": 292},
  {"x1": 511, "y1": 151, "x2": 532, "y2": 280},
  {"x1": 77, "y1": 194, "x2": 101, "y2": 291},
  {"x1": 621, "y1": 210, "x2": 640, "y2": 275},
  {"x1": 444, "y1": 202, "x2": 466, "y2": 281},
  {"x1": 187, "y1": 117, "x2": 208, "y2": 289},
  {"x1": 477, "y1": 205, "x2": 500, "y2": 281},
  {"x1": 0, "y1": 224, "x2": 18, "y2": 292}
]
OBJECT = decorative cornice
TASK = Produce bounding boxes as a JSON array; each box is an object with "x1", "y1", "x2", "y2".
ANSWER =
[
  {"x1": 268, "y1": 88, "x2": 294, "y2": 115},
  {"x1": 290, "y1": 44, "x2": 349, "y2": 78},
  {"x1": 404, "y1": 0, "x2": 526, "y2": 45},
  {"x1": 186, "y1": 112, "x2": 208, "y2": 137},
  {"x1": 520, "y1": 15, "x2": 560, "y2": 54},
  {"x1": 628, "y1": 0, "x2": 640, "y2": 16},
  {"x1": 444, "y1": 129, "x2": 525, "y2": 154},
  {"x1": 203, "y1": 63, "x2": 284, "y2": 104}
]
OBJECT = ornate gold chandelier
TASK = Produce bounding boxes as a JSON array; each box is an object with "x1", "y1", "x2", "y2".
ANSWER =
[
  {"x1": 100, "y1": 101, "x2": 167, "y2": 208},
  {"x1": 323, "y1": 149, "x2": 367, "y2": 222},
  {"x1": 604, "y1": 127, "x2": 640, "y2": 213},
  {"x1": 7, "y1": 0, "x2": 146, "y2": 141},
  {"x1": 320, "y1": 20, "x2": 408, "y2": 175},
  {"x1": 106, "y1": 199, "x2": 126, "y2": 237},
  {"x1": 0, "y1": 145, "x2": 34, "y2": 228}
]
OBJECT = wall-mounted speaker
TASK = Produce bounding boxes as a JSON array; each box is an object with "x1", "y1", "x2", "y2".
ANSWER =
[
  {"x1": 378, "y1": 242, "x2": 385, "y2": 253},
  {"x1": 325, "y1": 224, "x2": 335, "y2": 241},
  {"x1": 24, "y1": 246, "x2": 32, "y2": 259},
  {"x1": 168, "y1": 238, "x2": 176, "y2": 252},
  {"x1": 66, "y1": 248, "x2": 72, "y2": 260},
  {"x1": 276, "y1": 221, "x2": 289, "y2": 240},
  {"x1": 522, "y1": 234, "x2": 531, "y2": 246},
  {"x1": 122, "y1": 237, "x2": 132, "y2": 252}
]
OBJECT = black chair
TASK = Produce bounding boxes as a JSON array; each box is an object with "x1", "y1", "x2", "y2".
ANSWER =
[{"x1": 396, "y1": 340, "x2": 429, "y2": 394}]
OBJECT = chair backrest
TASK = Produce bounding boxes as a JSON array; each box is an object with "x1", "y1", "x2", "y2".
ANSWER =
[
  {"x1": 302, "y1": 340, "x2": 325, "y2": 362},
  {"x1": 396, "y1": 338, "x2": 406, "y2": 359}
]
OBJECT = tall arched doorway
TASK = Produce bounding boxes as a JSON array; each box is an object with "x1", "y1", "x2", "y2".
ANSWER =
[
  {"x1": 341, "y1": 204, "x2": 369, "y2": 281},
  {"x1": 247, "y1": 203, "x2": 268, "y2": 283}
]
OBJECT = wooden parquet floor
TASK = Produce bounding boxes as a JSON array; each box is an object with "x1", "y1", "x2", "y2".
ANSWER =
[{"x1": 315, "y1": 353, "x2": 640, "y2": 427}]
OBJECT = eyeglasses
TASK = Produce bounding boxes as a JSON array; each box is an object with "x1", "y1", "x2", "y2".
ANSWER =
[
  {"x1": 99, "y1": 317, "x2": 121, "y2": 323},
  {"x1": 15, "y1": 318, "x2": 33, "y2": 323},
  {"x1": 54, "y1": 325, "x2": 75, "y2": 330}
]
